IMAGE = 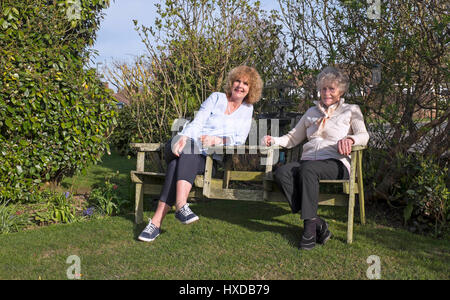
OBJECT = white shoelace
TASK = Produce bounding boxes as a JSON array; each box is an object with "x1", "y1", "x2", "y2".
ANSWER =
[
  {"x1": 143, "y1": 219, "x2": 157, "y2": 233},
  {"x1": 180, "y1": 204, "x2": 193, "y2": 217}
]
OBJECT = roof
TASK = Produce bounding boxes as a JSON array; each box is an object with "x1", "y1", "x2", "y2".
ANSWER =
[{"x1": 112, "y1": 90, "x2": 131, "y2": 105}]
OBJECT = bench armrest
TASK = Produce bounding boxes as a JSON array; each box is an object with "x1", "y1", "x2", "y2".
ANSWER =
[
  {"x1": 130, "y1": 143, "x2": 164, "y2": 152},
  {"x1": 351, "y1": 145, "x2": 367, "y2": 152}
]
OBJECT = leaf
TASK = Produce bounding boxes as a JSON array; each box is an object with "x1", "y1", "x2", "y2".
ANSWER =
[
  {"x1": 403, "y1": 201, "x2": 414, "y2": 225},
  {"x1": 16, "y1": 165, "x2": 23, "y2": 174},
  {"x1": 406, "y1": 189, "x2": 416, "y2": 196},
  {"x1": 5, "y1": 118, "x2": 13, "y2": 129}
]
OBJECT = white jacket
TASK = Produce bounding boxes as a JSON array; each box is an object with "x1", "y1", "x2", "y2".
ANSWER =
[{"x1": 273, "y1": 99, "x2": 369, "y2": 174}]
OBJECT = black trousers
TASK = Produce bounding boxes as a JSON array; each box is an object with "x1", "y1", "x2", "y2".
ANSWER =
[
  {"x1": 273, "y1": 159, "x2": 349, "y2": 220},
  {"x1": 159, "y1": 137, "x2": 208, "y2": 207}
]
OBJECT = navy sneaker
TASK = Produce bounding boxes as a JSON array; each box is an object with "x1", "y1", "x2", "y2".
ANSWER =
[
  {"x1": 138, "y1": 219, "x2": 160, "y2": 242},
  {"x1": 317, "y1": 218, "x2": 332, "y2": 245},
  {"x1": 175, "y1": 204, "x2": 199, "y2": 224}
]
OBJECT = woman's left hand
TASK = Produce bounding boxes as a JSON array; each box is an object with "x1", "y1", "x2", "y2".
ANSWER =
[
  {"x1": 338, "y1": 138, "x2": 354, "y2": 156},
  {"x1": 200, "y1": 135, "x2": 223, "y2": 147}
]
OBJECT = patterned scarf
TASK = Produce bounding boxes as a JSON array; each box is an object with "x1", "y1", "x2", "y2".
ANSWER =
[{"x1": 313, "y1": 98, "x2": 344, "y2": 135}]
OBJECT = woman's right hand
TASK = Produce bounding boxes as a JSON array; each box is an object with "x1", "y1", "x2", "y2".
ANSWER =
[
  {"x1": 262, "y1": 135, "x2": 274, "y2": 147},
  {"x1": 172, "y1": 135, "x2": 188, "y2": 157}
]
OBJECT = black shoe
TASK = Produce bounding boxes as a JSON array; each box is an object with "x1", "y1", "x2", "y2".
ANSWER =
[
  {"x1": 300, "y1": 219, "x2": 317, "y2": 250},
  {"x1": 300, "y1": 233, "x2": 316, "y2": 250},
  {"x1": 316, "y1": 218, "x2": 332, "y2": 245}
]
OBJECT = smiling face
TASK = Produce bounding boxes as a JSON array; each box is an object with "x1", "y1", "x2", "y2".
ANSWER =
[
  {"x1": 230, "y1": 77, "x2": 250, "y2": 101},
  {"x1": 320, "y1": 80, "x2": 344, "y2": 107}
]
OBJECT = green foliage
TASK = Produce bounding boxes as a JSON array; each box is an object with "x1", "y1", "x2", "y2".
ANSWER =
[
  {"x1": 0, "y1": 0, "x2": 117, "y2": 202},
  {"x1": 88, "y1": 173, "x2": 128, "y2": 216},
  {"x1": 109, "y1": 99, "x2": 172, "y2": 156},
  {"x1": 33, "y1": 191, "x2": 78, "y2": 224},
  {"x1": 395, "y1": 155, "x2": 449, "y2": 235},
  {"x1": 0, "y1": 200, "x2": 29, "y2": 234},
  {"x1": 364, "y1": 145, "x2": 449, "y2": 236}
]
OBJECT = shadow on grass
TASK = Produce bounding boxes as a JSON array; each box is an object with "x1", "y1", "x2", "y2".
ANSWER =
[
  {"x1": 126, "y1": 198, "x2": 361, "y2": 246},
  {"x1": 191, "y1": 199, "x2": 301, "y2": 246}
]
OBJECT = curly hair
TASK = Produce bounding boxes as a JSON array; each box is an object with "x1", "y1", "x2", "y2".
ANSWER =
[
  {"x1": 224, "y1": 66, "x2": 263, "y2": 104},
  {"x1": 316, "y1": 66, "x2": 350, "y2": 95}
]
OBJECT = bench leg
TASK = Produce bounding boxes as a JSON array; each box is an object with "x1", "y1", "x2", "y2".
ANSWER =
[
  {"x1": 357, "y1": 151, "x2": 366, "y2": 225},
  {"x1": 347, "y1": 191, "x2": 355, "y2": 244},
  {"x1": 347, "y1": 152, "x2": 357, "y2": 244},
  {"x1": 135, "y1": 183, "x2": 144, "y2": 224},
  {"x1": 263, "y1": 148, "x2": 274, "y2": 201}
]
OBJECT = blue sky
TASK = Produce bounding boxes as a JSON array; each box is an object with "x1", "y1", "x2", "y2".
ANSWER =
[{"x1": 90, "y1": 0, "x2": 281, "y2": 71}]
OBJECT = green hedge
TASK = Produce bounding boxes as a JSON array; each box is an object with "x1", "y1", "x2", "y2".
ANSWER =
[{"x1": 0, "y1": 0, "x2": 116, "y2": 202}]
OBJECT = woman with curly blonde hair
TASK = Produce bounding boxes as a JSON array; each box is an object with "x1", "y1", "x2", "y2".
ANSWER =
[
  {"x1": 139, "y1": 65, "x2": 263, "y2": 242},
  {"x1": 224, "y1": 65, "x2": 263, "y2": 105}
]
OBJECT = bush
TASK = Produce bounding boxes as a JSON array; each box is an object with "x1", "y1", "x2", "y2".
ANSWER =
[
  {"x1": 0, "y1": 0, "x2": 116, "y2": 202},
  {"x1": 364, "y1": 146, "x2": 449, "y2": 236},
  {"x1": 398, "y1": 155, "x2": 449, "y2": 236},
  {"x1": 88, "y1": 173, "x2": 129, "y2": 216},
  {"x1": 109, "y1": 100, "x2": 172, "y2": 155},
  {"x1": 0, "y1": 200, "x2": 29, "y2": 234},
  {"x1": 33, "y1": 191, "x2": 78, "y2": 225}
]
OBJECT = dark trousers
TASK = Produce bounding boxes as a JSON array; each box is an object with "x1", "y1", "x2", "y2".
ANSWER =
[
  {"x1": 273, "y1": 159, "x2": 349, "y2": 220},
  {"x1": 159, "y1": 137, "x2": 208, "y2": 207}
]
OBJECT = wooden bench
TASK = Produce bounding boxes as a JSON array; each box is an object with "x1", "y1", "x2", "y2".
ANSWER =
[{"x1": 130, "y1": 139, "x2": 366, "y2": 244}]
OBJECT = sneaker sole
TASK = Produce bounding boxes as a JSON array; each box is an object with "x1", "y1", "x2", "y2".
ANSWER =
[
  {"x1": 300, "y1": 244, "x2": 316, "y2": 250},
  {"x1": 138, "y1": 234, "x2": 159, "y2": 242},
  {"x1": 179, "y1": 216, "x2": 199, "y2": 225}
]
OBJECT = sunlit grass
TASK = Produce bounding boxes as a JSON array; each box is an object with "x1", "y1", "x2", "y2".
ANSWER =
[
  {"x1": 0, "y1": 199, "x2": 448, "y2": 280},
  {"x1": 1, "y1": 150, "x2": 448, "y2": 280}
]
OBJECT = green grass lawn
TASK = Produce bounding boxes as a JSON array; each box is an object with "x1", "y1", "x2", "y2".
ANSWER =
[
  {"x1": 0, "y1": 151, "x2": 449, "y2": 280},
  {"x1": 59, "y1": 150, "x2": 136, "y2": 201}
]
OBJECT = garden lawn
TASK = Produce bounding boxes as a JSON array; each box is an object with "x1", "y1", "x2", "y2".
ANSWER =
[
  {"x1": 0, "y1": 150, "x2": 448, "y2": 280},
  {"x1": 0, "y1": 200, "x2": 449, "y2": 280},
  {"x1": 59, "y1": 150, "x2": 135, "y2": 201}
]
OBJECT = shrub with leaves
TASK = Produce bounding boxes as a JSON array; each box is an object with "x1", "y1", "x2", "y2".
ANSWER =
[
  {"x1": 88, "y1": 174, "x2": 128, "y2": 216},
  {"x1": 0, "y1": 0, "x2": 117, "y2": 202},
  {"x1": 33, "y1": 191, "x2": 78, "y2": 225},
  {"x1": 399, "y1": 155, "x2": 449, "y2": 235},
  {"x1": 0, "y1": 200, "x2": 29, "y2": 234}
]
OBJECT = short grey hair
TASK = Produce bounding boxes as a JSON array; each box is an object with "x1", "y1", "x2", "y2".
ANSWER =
[{"x1": 316, "y1": 66, "x2": 349, "y2": 94}]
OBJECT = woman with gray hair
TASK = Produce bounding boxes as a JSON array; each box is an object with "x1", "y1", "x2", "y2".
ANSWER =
[{"x1": 262, "y1": 66, "x2": 369, "y2": 250}]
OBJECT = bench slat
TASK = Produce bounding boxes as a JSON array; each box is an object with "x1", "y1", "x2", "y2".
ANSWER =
[{"x1": 130, "y1": 143, "x2": 164, "y2": 152}]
